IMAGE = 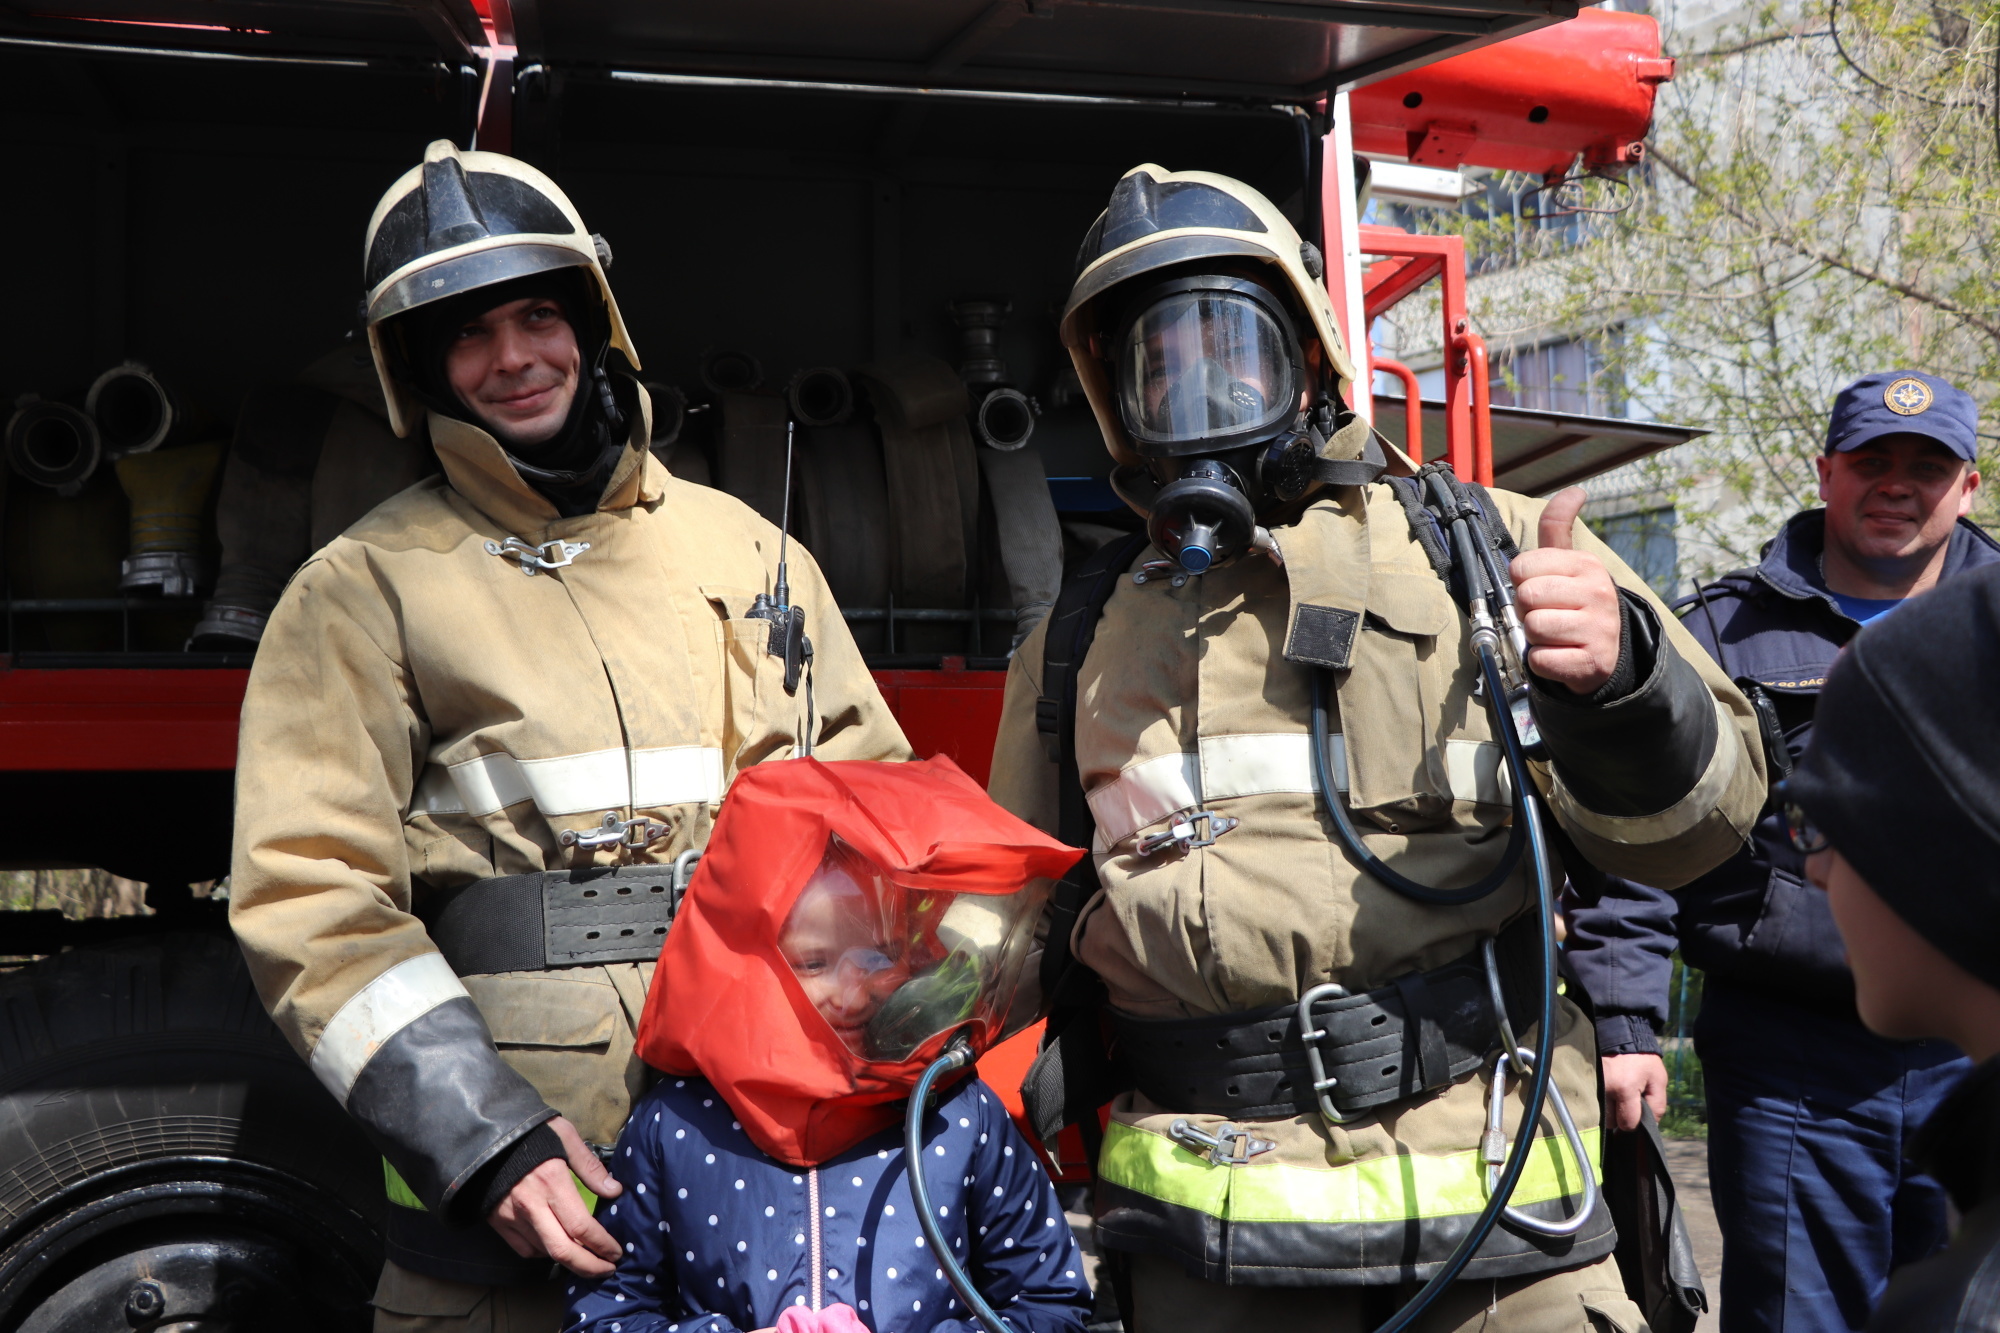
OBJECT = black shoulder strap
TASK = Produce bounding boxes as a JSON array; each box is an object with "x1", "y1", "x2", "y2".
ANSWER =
[
  {"x1": 1021, "y1": 532, "x2": 1150, "y2": 1153},
  {"x1": 1036, "y1": 531, "x2": 1150, "y2": 1002},
  {"x1": 1308, "y1": 415, "x2": 1388, "y2": 489},
  {"x1": 1682, "y1": 579, "x2": 1790, "y2": 795},
  {"x1": 1384, "y1": 462, "x2": 1519, "y2": 614}
]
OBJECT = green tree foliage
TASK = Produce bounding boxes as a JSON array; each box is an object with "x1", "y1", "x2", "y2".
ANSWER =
[{"x1": 1394, "y1": 0, "x2": 2000, "y2": 572}]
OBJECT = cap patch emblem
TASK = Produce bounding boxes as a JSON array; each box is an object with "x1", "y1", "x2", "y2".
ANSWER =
[{"x1": 1885, "y1": 377, "x2": 1933, "y2": 415}]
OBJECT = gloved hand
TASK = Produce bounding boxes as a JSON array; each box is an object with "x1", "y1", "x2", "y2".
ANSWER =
[{"x1": 774, "y1": 1303, "x2": 871, "y2": 1333}]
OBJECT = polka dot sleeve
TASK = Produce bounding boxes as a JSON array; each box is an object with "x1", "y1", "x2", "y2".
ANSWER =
[
  {"x1": 564, "y1": 1105, "x2": 744, "y2": 1333},
  {"x1": 932, "y1": 1086, "x2": 1094, "y2": 1333}
]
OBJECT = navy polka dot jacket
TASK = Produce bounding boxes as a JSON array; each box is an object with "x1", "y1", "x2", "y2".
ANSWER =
[{"x1": 565, "y1": 1075, "x2": 1093, "y2": 1333}]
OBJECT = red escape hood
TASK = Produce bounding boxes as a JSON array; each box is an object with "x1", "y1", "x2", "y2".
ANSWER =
[{"x1": 637, "y1": 756, "x2": 1083, "y2": 1167}]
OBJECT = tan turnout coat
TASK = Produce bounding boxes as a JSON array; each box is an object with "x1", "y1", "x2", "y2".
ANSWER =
[
  {"x1": 989, "y1": 481, "x2": 1764, "y2": 1289},
  {"x1": 230, "y1": 390, "x2": 909, "y2": 1156}
]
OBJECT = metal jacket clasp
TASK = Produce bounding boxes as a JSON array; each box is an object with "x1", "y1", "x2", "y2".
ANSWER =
[
  {"x1": 560, "y1": 811, "x2": 668, "y2": 851},
  {"x1": 486, "y1": 535, "x2": 590, "y2": 576},
  {"x1": 1136, "y1": 809, "x2": 1239, "y2": 858},
  {"x1": 1168, "y1": 1118, "x2": 1276, "y2": 1167}
]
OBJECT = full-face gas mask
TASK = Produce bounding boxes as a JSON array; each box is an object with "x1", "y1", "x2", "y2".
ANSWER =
[
  {"x1": 1061, "y1": 165, "x2": 1377, "y2": 575},
  {"x1": 1106, "y1": 268, "x2": 1355, "y2": 572}
]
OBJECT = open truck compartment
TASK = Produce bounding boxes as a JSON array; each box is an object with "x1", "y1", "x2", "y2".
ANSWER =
[{"x1": 0, "y1": 3, "x2": 1690, "y2": 1329}]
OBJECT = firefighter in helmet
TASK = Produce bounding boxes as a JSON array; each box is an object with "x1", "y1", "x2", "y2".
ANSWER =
[
  {"x1": 988, "y1": 164, "x2": 1765, "y2": 1329},
  {"x1": 227, "y1": 141, "x2": 909, "y2": 1330}
]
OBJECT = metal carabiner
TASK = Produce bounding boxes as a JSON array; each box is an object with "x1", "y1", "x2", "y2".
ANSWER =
[
  {"x1": 485, "y1": 535, "x2": 591, "y2": 576},
  {"x1": 1296, "y1": 982, "x2": 1357, "y2": 1125},
  {"x1": 1482, "y1": 1047, "x2": 1601, "y2": 1237},
  {"x1": 1167, "y1": 1118, "x2": 1276, "y2": 1167},
  {"x1": 669, "y1": 848, "x2": 701, "y2": 919}
]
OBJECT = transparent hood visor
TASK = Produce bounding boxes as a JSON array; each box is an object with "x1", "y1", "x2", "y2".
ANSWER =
[
  {"x1": 777, "y1": 837, "x2": 1047, "y2": 1063},
  {"x1": 1115, "y1": 288, "x2": 1299, "y2": 450}
]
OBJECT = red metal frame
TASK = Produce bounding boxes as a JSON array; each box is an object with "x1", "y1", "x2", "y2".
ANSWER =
[
  {"x1": 1369, "y1": 356, "x2": 1424, "y2": 464},
  {"x1": 1356, "y1": 225, "x2": 1493, "y2": 485},
  {"x1": 1348, "y1": 8, "x2": 1671, "y2": 179}
]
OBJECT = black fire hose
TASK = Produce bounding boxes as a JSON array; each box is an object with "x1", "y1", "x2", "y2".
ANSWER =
[
  {"x1": 1312, "y1": 646, "x2": 1561, "y2": 1333},
  {"x1": 907, "y1": 1035, "x2": 1014, "y2": 1333}
]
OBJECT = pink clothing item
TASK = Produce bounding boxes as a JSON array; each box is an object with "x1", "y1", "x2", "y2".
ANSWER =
[{"x1": 774, "y1": 1304, "x2": 870, "y2": 1333}]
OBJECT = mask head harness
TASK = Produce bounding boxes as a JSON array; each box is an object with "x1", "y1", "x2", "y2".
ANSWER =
[{"x1": 1060, "y1": 165, "x2": 1378, "y2": 576}]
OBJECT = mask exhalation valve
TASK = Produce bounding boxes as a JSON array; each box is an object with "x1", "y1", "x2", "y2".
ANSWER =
[{"x1": 1148, "y1": 457, "x2": 1256, "y2": 576}]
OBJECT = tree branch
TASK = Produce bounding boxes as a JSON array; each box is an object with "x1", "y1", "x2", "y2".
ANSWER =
[{"x1": 1649, "y1": 145, "x2": 2000, "y2": 345}]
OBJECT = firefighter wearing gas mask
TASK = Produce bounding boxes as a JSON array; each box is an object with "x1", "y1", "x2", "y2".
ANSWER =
[
  {"x1": 226, "y1": 141, "x2": 909, "y2": 1332},
  {"x1": 988, "y1": 164, "x2": 1766, "y2": 1330}
]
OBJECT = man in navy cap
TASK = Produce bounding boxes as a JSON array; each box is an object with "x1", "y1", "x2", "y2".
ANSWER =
[{"x1": 1567, "y1": 370, "x2": 1992, "y2": 1331}]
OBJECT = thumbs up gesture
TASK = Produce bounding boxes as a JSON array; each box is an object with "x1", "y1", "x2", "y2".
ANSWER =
[{"x1": 1507, "y1": 486, "x2": 1624, "y2": 696}]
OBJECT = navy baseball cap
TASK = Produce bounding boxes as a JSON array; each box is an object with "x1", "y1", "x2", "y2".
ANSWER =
[{"x1": 1825, "y1": 370, "x2": 1978, "y2": 461}]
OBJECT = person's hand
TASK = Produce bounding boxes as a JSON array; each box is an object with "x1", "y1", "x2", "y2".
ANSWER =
[
  {"x1": 1601, "y1": 1052, "x2": 1669, "y2": 1132},
  {"x1": 487, "y1": 1115, "x2": 625, "y2": 1277},
  {"x1": 1509, "y1": 487, "x2": 1624, "y2": 696}
]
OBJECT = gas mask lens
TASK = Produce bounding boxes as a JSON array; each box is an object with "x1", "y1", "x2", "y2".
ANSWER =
[
  {"x1": 777, "y1": 836, "x2": 1049, "y2": 1062},
  {"x1": 1117, "y1": 289, "x2": 1297, "y2": 448}
]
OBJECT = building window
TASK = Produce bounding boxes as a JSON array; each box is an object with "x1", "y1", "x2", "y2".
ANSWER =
[
  {"x1": 1490, "y1": 334, "x2": 1623, "y2": 417},
  {"x1": 1590, "y1": 506, "x2": 1679, "y2": 598}
]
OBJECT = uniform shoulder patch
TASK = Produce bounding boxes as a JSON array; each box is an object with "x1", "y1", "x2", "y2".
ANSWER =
[{"x1": 1284, "y1": 603, "x2": 1361, "y2": 670}]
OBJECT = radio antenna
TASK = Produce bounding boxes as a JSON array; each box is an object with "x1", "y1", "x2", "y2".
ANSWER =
[
  {"x1": 774, "y1": 418, "x2": 795, "y2": 610},
  {"x1": 748, "y1": 418, "x2": 811, "y2": 705}
]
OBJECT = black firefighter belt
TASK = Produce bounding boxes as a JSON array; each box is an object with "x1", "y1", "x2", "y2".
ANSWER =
[
  {"x1": 1114, "y1": 913, "x2": 1542, "y2": 1123},
  {"x1": 423, "y1": 864, "x2": 682, "y2": 975},
  {"x1": 1089, "y1": 916, "x2": 1616, "y2": 1286}
]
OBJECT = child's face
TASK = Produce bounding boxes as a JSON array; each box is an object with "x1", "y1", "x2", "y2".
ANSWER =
[{"x1": 779, "y1": 868, "x2": 909, "y2": 1049}]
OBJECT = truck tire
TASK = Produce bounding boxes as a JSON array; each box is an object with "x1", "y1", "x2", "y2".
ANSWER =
[{"x1": 0, "y1": 930, "x2": 383, "y2": 1332}]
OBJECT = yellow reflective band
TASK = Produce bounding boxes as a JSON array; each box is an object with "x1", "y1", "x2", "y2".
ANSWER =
[
  {"x1": 384, "y1": 1158, "x2": 426, "y2": 1210},
  {"x1": 382, "y1": 1159, "x2": 600, "y2": 1213},
  {"x1": 1097, "y1": 1121, "x2": 1600, "y2": 1225}
]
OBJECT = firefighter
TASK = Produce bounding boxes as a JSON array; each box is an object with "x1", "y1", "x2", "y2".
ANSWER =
[
  {"x1": 227, "y1": 140, "x2": 909, "y2": 1332},
  {"x1": 988, "y1": 164, "x2": 1766, "y2": 1330}
]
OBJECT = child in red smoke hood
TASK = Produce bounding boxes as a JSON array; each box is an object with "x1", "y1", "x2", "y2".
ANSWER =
[
  {"x1": 564, "y1": 757, "x2": 1095, "y2": 1333},
  {"x1": 776, "y1": 844, "x2": 914, "y2": 1055}
]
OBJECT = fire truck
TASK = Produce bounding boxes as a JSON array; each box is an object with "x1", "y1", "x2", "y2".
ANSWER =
[{"x1": 0, "y1": 3, "x2": 1687, "y2": 1327}]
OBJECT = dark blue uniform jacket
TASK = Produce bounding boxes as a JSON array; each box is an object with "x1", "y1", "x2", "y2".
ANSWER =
[
  {"x1": 565, "y1": 1075, "x2": 1093, "y2": 1333},
  {"x1": 1566, "y1": 510, "x2": 2000, "y2": 1053}
]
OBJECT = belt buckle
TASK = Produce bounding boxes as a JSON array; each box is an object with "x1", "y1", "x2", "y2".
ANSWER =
[
  {"x1": 1296, "y1": 982, "x2": 1357, "y2": 1125},
  {"x1": 1168, "y1": 1118, "x2": 1275, "y2": 1167},
  {"x1": 543, "y1": 869, "x2": 676, "y2": 965}
]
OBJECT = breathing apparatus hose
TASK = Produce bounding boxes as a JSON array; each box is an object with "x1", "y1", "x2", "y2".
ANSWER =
[
  {"x1": 1311, "y1": 668, "x2": 1528, "y2": 906},
  {"x1": 908, "y1": 1035, "x2": 1014, "y2": 1333},
  {"x1": 1311, "y1": 648, "x2": 1561, "y2": 1333}
]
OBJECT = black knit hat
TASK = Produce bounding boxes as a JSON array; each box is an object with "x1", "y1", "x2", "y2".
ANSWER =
[{"x1": 1790, "y1": 563, "x2": 2000, "y2": 990}]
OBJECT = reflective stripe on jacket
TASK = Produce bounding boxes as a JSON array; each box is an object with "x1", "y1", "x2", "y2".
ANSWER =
[
  {"x1": 229, "y1": 383, "x2": 910, "y2": 1219},
  {"x1": 988, "y1": 482, "x2": 1765, "y2": 1286}
]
